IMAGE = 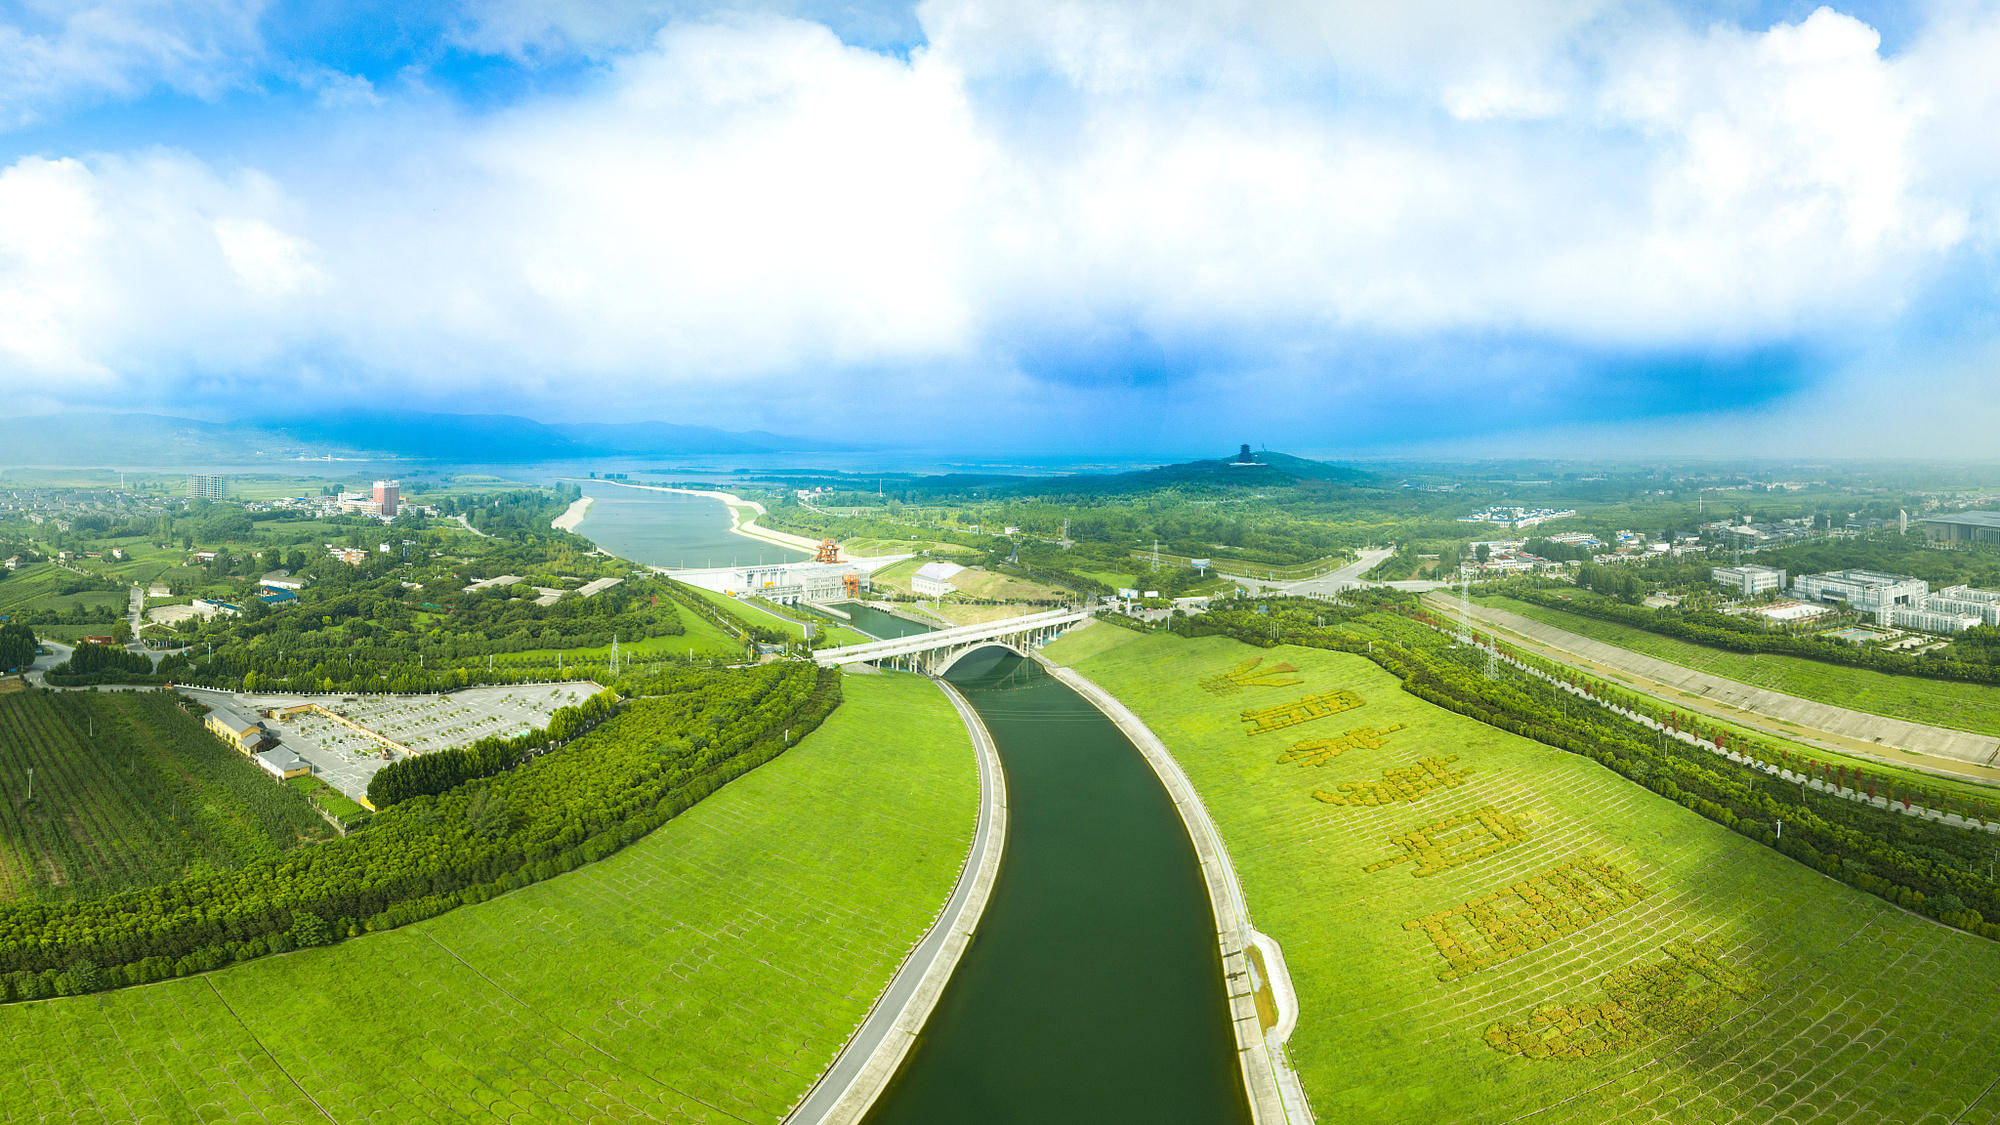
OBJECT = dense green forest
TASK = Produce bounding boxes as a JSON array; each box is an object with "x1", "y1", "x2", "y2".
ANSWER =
[{"x1": 0, "y1": 663, "x2": 838, "y2": 1000}]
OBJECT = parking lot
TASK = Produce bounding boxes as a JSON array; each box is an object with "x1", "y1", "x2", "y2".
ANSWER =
[{"x1": 182, "y1": 682, "x2": 605, "y2": 804}]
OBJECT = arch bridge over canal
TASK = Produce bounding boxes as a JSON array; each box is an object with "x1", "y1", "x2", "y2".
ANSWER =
[{"x1": 812, "y1": 607, "x2": 1095, "y2": 675}]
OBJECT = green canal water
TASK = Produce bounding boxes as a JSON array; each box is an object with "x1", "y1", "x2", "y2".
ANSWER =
[
  {"x1": 578, "y1": 492, "x2": 1247, "y2": 1121},
  {"x1": 866, "y1": 646, "x2": 1250, "y2": 1124},
  {"x1": 837, "y1": 602, "x2": 937, "y2": 641}
]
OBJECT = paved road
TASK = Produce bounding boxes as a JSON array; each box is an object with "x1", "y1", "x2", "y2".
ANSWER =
[
  {"x1": 1225, "y1": 547, "x2": 1396, "y2": 595},
  {"x1": 1451, "y1": 598, "x2": 2000, "y2": 780}
]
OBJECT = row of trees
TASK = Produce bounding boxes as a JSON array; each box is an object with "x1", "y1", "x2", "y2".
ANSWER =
[
  {"x1": 0, "y1": 662, "x2": 839, "y2": 1000},
  {"x1": 0, "y1": 625, "x2": 33, "y2": 673},
  {"x1": 367, "y1": 688, "x2": 620, "y2": 808},
  {"x1": 1175, "y1": 593, "x2": 2000, "y2": 941},
  {"x1": 46, "y1": 643, "x2": 154, "y2": 683},
  {"x1": 1506, "y1": 586, "x2": 2000, "y2": 685}
]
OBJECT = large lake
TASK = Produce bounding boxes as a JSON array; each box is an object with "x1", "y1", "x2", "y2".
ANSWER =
[{"x1": 569, "y1": 483, "x2": 807, "y2": 569}]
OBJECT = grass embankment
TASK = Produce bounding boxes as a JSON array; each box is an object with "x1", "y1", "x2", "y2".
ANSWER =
[
  {"x1": 1479, "y1": 594, "x2": 2000, "y2": 737},
  {"x1": 1043, "y1": 628, "x2": 2000, "y2": 1123},
  {"x1": 0, "y1": 692, "x2": 332, "y2": 901},
  {"x1": 675, "y1": 584, "x2": 870, "y2": 647},
  {"x1": 0, "y1": 672, "x2": 978, "y2": 1122}
]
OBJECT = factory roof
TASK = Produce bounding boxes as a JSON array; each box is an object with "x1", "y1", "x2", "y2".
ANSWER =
[{"x1": 1922, "y1": 511, "x2": 2000, "y2": 528}]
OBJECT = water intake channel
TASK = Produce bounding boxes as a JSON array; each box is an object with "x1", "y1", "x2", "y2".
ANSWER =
[{"x1": 841, "y1": 610, "x2": 1247, "y2": 1123}]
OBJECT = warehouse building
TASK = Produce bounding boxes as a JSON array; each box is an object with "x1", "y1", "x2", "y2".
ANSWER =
[
  {"x1": 912, "y1": 561, "x2": 966, "y2": 598},
  {"x1": 1711, "y1": 564, "x2": 1786, "y2": 596},
  {"x1": 1921, "y1": 511, "x2": 2000, "y2": 547},
  {"x1": 204, "y1": 706, "x2": 273, "y2": 754}
]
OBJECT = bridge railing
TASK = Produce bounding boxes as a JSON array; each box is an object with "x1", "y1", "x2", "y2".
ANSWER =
[{"x1": 813, "y1": 608, "x2": 1092, "y2": 666}]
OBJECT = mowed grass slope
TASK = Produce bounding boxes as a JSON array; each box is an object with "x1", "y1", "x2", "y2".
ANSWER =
[
  {"x1": 1482, "y1": 594, "x2": 2000, "y2": 737},
  {"x1": 1046, "y1": 628, "x2": 2000, "y2": 1123},
  {"x1": 0, "y1": 672, "x2": 978, "y2": 1124}
]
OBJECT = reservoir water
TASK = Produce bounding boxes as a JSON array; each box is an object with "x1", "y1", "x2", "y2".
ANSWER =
[
  {"x1": 866, "y1": 647, "x2": 1250, "y2": 1124},
  {"x1": 570, "y1": 482, "x2": 807, "y2": 568}
]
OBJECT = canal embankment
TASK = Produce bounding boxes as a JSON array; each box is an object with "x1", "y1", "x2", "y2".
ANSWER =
[
  {"x1": 1036, "y1": 652, "x2": 1311, "y2": 1124},
  {"x1": 786, "y1": 678, "x2": 1009, "y2": 1125}
]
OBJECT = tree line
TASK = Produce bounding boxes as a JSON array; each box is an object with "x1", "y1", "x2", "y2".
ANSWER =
[
  {"x1": 1505, "y1": 586, "x2": 2000, "y2": 685},
  {"x1": 0, "y1": 625, "x2": 32, "y2": 674},
  {"x1": 367, "y1": 688, "x2": 620, "y2": 808},
  {"x1": 0, "y1": 662, "x2": 839, "y2": 1001}
]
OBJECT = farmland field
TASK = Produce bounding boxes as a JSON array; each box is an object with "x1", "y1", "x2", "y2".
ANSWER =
[
  {"x1": 1479, "y1": 594, "x2": 2000, "y2": 737},
  {"x1": 0, "y1": 563, "x2": 125, "y2": 621},
  {"x1": 0, "y1": 671, "x2": 979, "y2": 1123},
  {"x1": 0, "y1": 691, "x2": 333, "y2": 901},
  {"x1": 1045, "y1": 627, "x2": 2000, "y2": 1123}
]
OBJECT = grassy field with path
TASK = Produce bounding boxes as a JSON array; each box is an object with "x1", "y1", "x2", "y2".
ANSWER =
[
  {"x1": 1044, "y1": 627, "x2": 2000, "y2": 1123},
  {"x1": 0, "y1": 671, "x2": 978, "y2": 1123},
  {"x1": 1481, "y1": 594, "x2": 2000, "y2": 737}
]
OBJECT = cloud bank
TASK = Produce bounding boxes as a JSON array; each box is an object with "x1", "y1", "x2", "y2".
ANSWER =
[{"x1": 2, "y1": 1, "x2": 1998, "y2": 451}]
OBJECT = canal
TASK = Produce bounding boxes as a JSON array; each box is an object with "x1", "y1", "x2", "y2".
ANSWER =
[{"x1": 865, "y1": 645, "x2": 1250, "y2": 1124}]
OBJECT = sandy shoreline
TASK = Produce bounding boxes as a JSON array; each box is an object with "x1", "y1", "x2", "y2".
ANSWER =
[
  {"x1": 551, "y1": 496, "x2": 594, "y2": 532},
  {"x1": 560, "y1": 479, "x2": 823, "y2": 555}
]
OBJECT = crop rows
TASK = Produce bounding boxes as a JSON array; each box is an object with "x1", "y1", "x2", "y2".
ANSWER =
[{"x1": 0, "y1": 693, "x2": 329, "y2": 902}]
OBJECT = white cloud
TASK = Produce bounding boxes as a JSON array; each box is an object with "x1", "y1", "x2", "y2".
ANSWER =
[
  {"x1": 3, "y1": 1, "x2": 2000, "y2": 439},
  {"x1": 0, "y1": 1, "x2": 266, "y2": 128}
]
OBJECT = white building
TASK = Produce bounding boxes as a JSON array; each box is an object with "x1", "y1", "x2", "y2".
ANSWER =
[
  {"x1": 1918, "y1": 586, "x2": 2000, "y2": 627},
  {"x1": 912, "y1": 561, "x2": 966, "y2": 598},
  {"x1": 1712, "y1": 565, "x2": 1787, "y2": 596},
  {"x1": 726, "y1": 561, "x2": 867, "y2": 605},
  {"x1": 1885, "y1": 606, "x2": 1983, "y2": 635},
  {"x1": 1792, "y1": 570, "x2": 1929, "y2": 621}
]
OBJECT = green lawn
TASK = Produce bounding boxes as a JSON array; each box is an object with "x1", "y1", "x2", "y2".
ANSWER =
[
  {"x1": 0, "y1": 671, "x2": 978, "y2": 1122},
  {"x1": 1046, "y1": 628, "x2": 2000, "y2": 1123},
  {"x1": 1480, "y1": 595, "x2": 2000, "y2": 737}
]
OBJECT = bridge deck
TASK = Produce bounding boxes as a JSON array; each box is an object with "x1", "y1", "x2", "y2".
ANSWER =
[{"x1": 813, "y1": 608, "x2": 1091, "y2": 666}]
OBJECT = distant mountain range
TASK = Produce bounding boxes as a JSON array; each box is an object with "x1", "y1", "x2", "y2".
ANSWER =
[{"x1": 0, "y1": 411, "x2": 852, "y2": 465}]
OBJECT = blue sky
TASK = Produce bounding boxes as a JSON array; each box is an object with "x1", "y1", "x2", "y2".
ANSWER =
[{"x1": 3, "y1": 0, "x2": 2000, "y2": 456}]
